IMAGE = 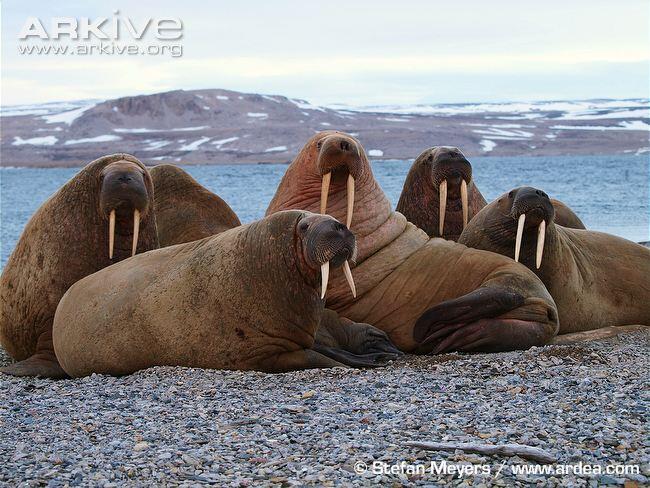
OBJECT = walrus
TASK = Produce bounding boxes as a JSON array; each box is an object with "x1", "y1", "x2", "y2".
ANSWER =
[
  {"x1": 52, "y1": 211, "x2": 400, "y2": 377},
  {"x1": 266, "y1": 131, "x2": 561, "y2": 353},
  {"x1": 458, "y1": 186, "x2": 650, "y2": 332},
  {"x1": 396, "y1": 146, "x2": 585, "y2": 240},
  {"x1": 0, "y1": 154, "x2": 158, "y2": 378},
  {"x1": 150, "y1": 164, "x2": 241, "y2": 246}
]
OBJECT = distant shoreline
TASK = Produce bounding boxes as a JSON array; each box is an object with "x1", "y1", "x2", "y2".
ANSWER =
[{"x1": 0, "y1": 152, "x2": 646, "y2": 169}]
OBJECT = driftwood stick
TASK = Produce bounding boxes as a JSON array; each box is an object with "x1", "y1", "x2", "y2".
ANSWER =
[{"x1": 405, "y1": 441, "x2": 556, "y2": 464}]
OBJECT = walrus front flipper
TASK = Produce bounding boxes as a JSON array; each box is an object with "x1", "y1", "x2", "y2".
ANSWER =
[
  {"x1": 315, "y1": 309, "x2": 402, "y2": 362},
  {"x1": 550, "y1": 325, "x2": 649, "y2": 345},
  {"x1": 414, "y1": 288, "x2": 557, "y2": 354},
  {"x1": 0, "y1": 330, "x2": 68, "y2": 379},
  {"x1": 265, "y1": 349, "x2": 349, "y2": 372}
]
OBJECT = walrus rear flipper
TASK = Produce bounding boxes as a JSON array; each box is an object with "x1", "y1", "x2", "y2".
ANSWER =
[
  {"x1": 414, "y1": 288, "x2": 557, "y2": 354},
  {"x1": 550, "y1": 325, "x2": 649, "y2": 345},
  {"x1": 0, "y1": 330, "x2": 68, "y2": 379},
  {"x1": 313, "y1": 343, "x2": 400, "y2": 368}
]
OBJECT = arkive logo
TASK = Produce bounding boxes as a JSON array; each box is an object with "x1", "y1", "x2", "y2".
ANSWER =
[{"x1": 18, "y1": 11, "x2": 183, "y2": 41}]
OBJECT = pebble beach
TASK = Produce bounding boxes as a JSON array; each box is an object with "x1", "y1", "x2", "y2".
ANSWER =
[{"x1": 1, "y1": 330, "x2": 648, "y2": 487}]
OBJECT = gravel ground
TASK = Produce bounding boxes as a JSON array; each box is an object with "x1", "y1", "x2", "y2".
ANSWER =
[{"x1": 1, "y1": 331, "x2": 648, "y2": 487}]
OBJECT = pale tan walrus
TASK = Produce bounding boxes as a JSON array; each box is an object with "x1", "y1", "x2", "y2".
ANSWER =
[
  {"x1": 0, "y1": 154, "x2": 158, "y2": 378},
  {"x1": 53, "y1": 211, "x2": 400, "y2": 377},
  {"x1": 458, "y1": 186, "x2": 650, "y2": 333},
  {"x1": 267, "y1": 131, "x2": 561, "y2": 354}
]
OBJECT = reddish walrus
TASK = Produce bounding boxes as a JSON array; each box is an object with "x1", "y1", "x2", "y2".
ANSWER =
[
  {"x1": 53, "y1": 211, "x2": 399, "y2": 377},
  {"x1": 0, "y1": 154, "x2": 158, "y2": 378},
  {"x1": 150, "y1": 164, "x2": 241, "y2": 246},
  {"x1": 458, "y1": 186, "x2": 650, "y2": 334},
  {"x1": 266, "y1": 131, "x2": 560, "y2": 354},
  {"x1": 396, "y1": 147, "x2": 585, "y2": 241}
]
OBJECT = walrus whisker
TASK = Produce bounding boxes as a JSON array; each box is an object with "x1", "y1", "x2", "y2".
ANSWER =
[
  {"x1": 514, "y1": 213, "x2": 526, "y2": 262},
  {"x1": 438, "y1": 179, "x2": 447, "y2": 236},
  {"x1": 108, "y1": 209, "x2": 116, "y2": 259},
  {"x1": 132, "y1": 209, "x2": 140, "y2": 257},
  {"x1": 342, "y1": 260, "x2": 356, "y2": 298},
  {"x1": 536, "y1": 220, "x2": 545, "y2": 269},
  {"x1": 461, "y1": 179, "x2": 468, "y2": 229},
  {"x1": 320, "y1": 261, "x2": 330, "y2": 299},
  {"x1": 320, "y1": 172, "x2": 331, "y2": 215},
  {"x1": 346, "y1": 174, "x2": 355, "y2": 228}
]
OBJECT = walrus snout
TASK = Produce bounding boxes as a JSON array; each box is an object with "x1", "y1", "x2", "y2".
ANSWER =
[
  {"x1": 424, "y1": 146, "x2": 473, "y2": 234},
  {"x1": 298, "y1": 214, "x2": 357, "y2": 299},
  {"x1": 509, "y1": 187, "x2": 555, "y2": 269},
  {"x1": 316, "y1": 133, "x2": 365, "y2": 230},
  {"x1": 99, "y1": 160, "x2": 151, "y2": 259}
]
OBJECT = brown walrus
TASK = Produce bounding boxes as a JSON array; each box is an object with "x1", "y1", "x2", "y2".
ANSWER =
[
  {"x1": 267, "y1": 131, "x2": 560, "y2": 354},
  {"x1": 150, "y1": 164, "x2": 241, "y2": 246},
  {"x1": 458, "y1": 186, "x2": 650, "y2": 332},
  {"x1": 396, "y1": 146, "x2": 585, "y2": 241},
  {"x1": 53, "y1": 211, "x2": 399, "y2": 377},
  {"x1": 0, "y1": 154, "x2": 158, "y2": 378}
]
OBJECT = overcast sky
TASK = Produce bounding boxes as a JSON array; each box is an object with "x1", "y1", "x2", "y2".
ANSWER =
[{"x1": 2, "y1": 0, "x2": 649, "y2": 106}]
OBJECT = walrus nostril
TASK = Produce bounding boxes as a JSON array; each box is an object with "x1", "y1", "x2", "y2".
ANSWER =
[
  {"x1": 340, "y1": 141, "x2": 350, "y2": 151},
  {"x1": 334, "y1": 221, "x2": 347, "y2": 232},
  {"x1": 118, "y1": 175, "x2": 133, "y2": 183}
]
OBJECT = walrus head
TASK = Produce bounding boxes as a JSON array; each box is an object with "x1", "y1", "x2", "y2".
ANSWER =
[
  {"x1": 296, "y1": 213, "x2": 358, "y2": 299},
  {"x1": 508, "y1": 187, "x2": 555, "y2": 269},
  {"x1": 397, "y1": 146, "x2": 474, "y2": 238},
  {"x1": 98, "y1": 158, "x2": 152, "y2": 259}
]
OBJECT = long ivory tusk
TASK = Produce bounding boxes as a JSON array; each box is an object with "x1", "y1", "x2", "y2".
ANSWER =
[
  {"x1": 514, "y1": 213, "x2": 526, "y2": 262},
  {"x1": 461, "y1": 179, "x2": 468, "y2": 229},
  {"x1": 342, "y1": 260, "x2": 356, "y2": 298},
  {"x1": 320, "y1": 261, "x2": 330, "y2": 299},
  {"x1": 438, "y1": 179, "x2": 447, "y2": 236},
  {"x1": 108, "y1": 209, "x2": 115, "y2": 259},
  {"x1": 536, "y1": 220, "x2": 546, "y2": 269},
  {"x1": 132, "y1": 209, "x2": 140, "y2": 256},
  {"x1": 346, "y1": 174, "x2": 355, "y2": 228},
  {"x1": 320, "y1": 172, "x2": 331, "y2": 215}
]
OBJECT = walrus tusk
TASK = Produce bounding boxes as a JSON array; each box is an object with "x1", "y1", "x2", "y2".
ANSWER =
[
  {"x1": 108, "y1": 209, "x2": 115, "y2": 259},
  {"x1": 346, "y1": 174, "x2": 355, "y2": 228},
  {"x1": 320, "y1": 261, "x2": 330, "y2": 299},
  {"x1": 461, "y1": 179, "x2": 468, "y2": 229},
  {"x1": 514, "y1": 213, "x2": 526, "y2": 262},
  {"x1": 132, "y1": 209, "x2": 140, "y2": 256},
  {"x1": 536, "y1": 220, "x2": 545, "y2": 269},
  {"x1": 438, "y1": 179, "x2": 447, "y2": 236},
  {"x1": 342, "y1": 260, "x2": 356, "y2": 298},
  {"x1": 320, "y1": 172, "x2": 331, "y2": 215}
]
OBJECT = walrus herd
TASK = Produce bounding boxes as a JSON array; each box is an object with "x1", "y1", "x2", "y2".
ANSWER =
[{"x1": 1, "y1": 132, "x2": 648, "y2": 378}]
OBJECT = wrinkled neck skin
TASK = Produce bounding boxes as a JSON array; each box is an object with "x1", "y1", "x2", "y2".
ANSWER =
[
  {"x1": 234, "y1": 211, "x2": 325, "y2": 349},
  {"x1": 397, "y1": 166, "x2": 486, "y2": 241},
  {"x1": 267, "y1": 142, "x2": 403, "y2": 264}
]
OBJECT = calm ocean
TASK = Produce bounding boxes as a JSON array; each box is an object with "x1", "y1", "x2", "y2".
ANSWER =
[{"x1": 1, "y1": 154, "x2": 648, "y2": 269}]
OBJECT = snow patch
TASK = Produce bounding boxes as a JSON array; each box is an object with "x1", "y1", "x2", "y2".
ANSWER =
[
  {"x1": 42, "y1": 103, "x2": 96, "y2": 125},
  {"x1": 291, "y1": 99, "x2": 326, "y2": 112},
  {"x1": 320, "y1": 122, "x2": 331, "y2": 126},
  {"x1": 247, "y1": 112, "x2": 268, "y2": 118},
  {"x1": 143, "y1": 140, "x2": 172, "y2": 151},
  {"x1": 264, "y1": 146, "x2": 287, "y2": 153},
  {"x1": 217, "y1": 95, "x2": 229, "y2": 100},
  {"x1": 368, "y1": 149, "x2": 384, "y2": 157},
  {"x1": 12, "y1": 136, "x2": 58, "y2": 146},
  {"x1": 64, "y1": 135, "x2": 121, "y2": 145},
  {"x1": 114, "y1": 126, "x2": 208, "y2": 133},
  {"x1": 212, "y1": 137, "x2": 239, "y2": 148},
  {"x1": 179, "y1": 137, "x2": 211, "y2": 151},
  {"x1": 480, "y1": 140, "x2": 496, "y2": 152},
  {"x1": 551, "y1": 121, "x2": 650, "y2": 131}
]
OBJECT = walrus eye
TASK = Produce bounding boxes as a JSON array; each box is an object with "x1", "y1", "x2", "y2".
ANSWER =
[
  {"x1": 508, "y1": 191, "x2": 514, "y2": 198},
  {"x1": 299, "y1": 222, "x2": 310, "y2": 232},
  {"x1": 316, "y1": 141, "x2": 323, "y2": 149}
]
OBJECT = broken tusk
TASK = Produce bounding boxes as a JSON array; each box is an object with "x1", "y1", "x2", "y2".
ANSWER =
[
  {"x1": 342, "y1": 260, "x2": 356, "y2": 298},
  {"x1": 514, "y1": 213, "x2": 526, "y2": 262},
  {"x1": 320, "y1": 261, "x2": 330, "y2": 299},
  {"x1": 320, "y1": 172, "x2": 331, "y2": 215},
  {"x1": 108, "y1": 209, "x2": 115, "y2": 259},
  {"x1": 438, "y1": 179, "x2": 447, "y2": 236},
  {"x1": 132, "y1": 209, "x2": 140, "y2": 256},
  {"x1": 346, "y1": 174, "x2": 355, "y2": 228},
  {"x1": 461, "y1": 179, "x2": 468, "y2": 229},
  {"x1": 536, "y1": 220, "x2": 546, "y2": 269}
]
